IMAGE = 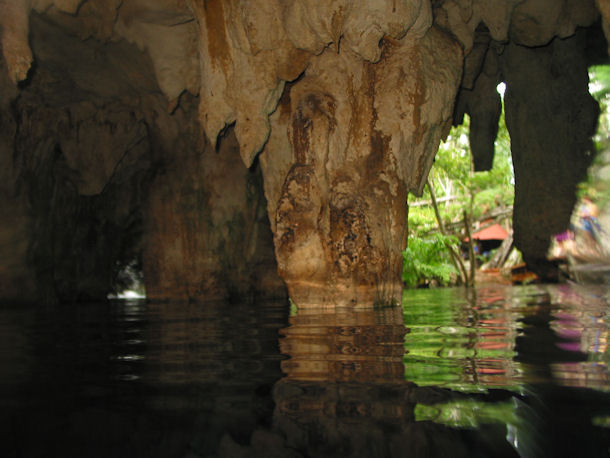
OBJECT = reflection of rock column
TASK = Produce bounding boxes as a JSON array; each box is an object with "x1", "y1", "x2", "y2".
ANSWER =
[
  {"x1": 273, "y1": 306, "x2": 415, "y2": 456},
  {"x1": 279, "y1": 307, "x2": 406, "y2": 383},
  {"x1": 260, "y1": 30, "x2": 462, "y2": 309},
  {"x1": 142, "y1": 300, "x2": 287, "y2": 405}
]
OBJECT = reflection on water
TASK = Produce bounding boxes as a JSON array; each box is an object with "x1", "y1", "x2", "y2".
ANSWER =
[
  {"x1": 403, "y1": 284, "x2": 610, "y2": 392},
  {"x1": 403, "y1": 285, "x2": 522, "y2": 391},
  {"x1": 0, "y1": 284, "x2": 609, "y2": 457},
  {"x1": 403, "y1": 284, "x2": 610, "y2": 458},
  {"x1": 274, "y1": 306, "x2": 516, "y2": 457},
  {"x1": 0, "y1": 300, "x2": 289, "y2": 457},
  {"x1": 279, "y1": 307, "x2": 406, "y2": 382}
]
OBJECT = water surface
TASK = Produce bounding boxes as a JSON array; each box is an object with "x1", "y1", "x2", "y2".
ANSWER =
[{"x1": 1, "y1": 284, "x2": 608, "y2": 457}]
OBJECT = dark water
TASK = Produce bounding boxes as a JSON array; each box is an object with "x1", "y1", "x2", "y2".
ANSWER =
[{"x1": 1, "y1": 284, "x2": 609, "y2": 457}]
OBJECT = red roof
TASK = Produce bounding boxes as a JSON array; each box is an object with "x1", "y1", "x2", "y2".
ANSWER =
[{"x1": 466, "y1": 224, "x2": 509, "y2": 241}]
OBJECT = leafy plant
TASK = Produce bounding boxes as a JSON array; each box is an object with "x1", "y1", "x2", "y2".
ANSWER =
[
  {"x1": 404, "y1": 91, "x2": 515, "y2": 287},
  {"x1": 579, "y1": 66, "x2": 610, "y2": 209},
  {"x1": 402, "y1": 233, "x2": 459, "y2": 288}
]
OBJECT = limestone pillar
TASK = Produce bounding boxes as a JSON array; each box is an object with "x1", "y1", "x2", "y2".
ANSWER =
[
  {"x1": 187, "y1": 1, "x2": 462, "y2": 308},
  {"x1": 260, "y1": 31, "x2": 462, "y2": 308},
  {"x1": 501, "y1": 32, "x2": 599, "y2": 276}
]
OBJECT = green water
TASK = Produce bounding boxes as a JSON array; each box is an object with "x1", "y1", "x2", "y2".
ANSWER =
[{"x1": 403, "y1": 284, "x2": 610, "y2": 457}]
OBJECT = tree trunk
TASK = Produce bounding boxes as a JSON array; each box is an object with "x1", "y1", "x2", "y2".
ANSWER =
[
  {"x1": 426, "y1": 178, "x2": 468, "y2": 285},
  {"x1": 463, "y1": 211, "x2": 476, "y2": 287}
]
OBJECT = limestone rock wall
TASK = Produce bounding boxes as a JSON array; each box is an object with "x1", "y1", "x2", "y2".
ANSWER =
[
  {"x1": 143, "y1": 117, "x2": 284, "y2": 301},
  {"x1": 448, "y1": 0, "x2": 601, "y2": 276},
  {"x1": 0, "y1": 8, "x2": 283, "y2": 303},
  {"x1": 0, "y1": 54, "x2": 30, "y2": 302},
  {"x1": 190, "y1": 0, "x2": 434, "y2": 168},
  {"x1": 0, "y1": 14, "x2": 157, "y2": 302}
]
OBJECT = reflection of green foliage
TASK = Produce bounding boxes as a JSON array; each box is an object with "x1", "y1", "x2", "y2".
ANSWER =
[
  {"x1": 402, "y1": 234, "x2": 459, "y2": 287},
  {"x1": 592, "y1": 416, "x2": 610, "y2": 428},
  {"x1": 402, "y1": 288, "x2": 521, "y2": 392},
  {"x1": 414, "y1": 400, "x2": 518, "y2": 429},
  {"x1": 289, "y1": 298, "x2": 298, "y2": 316}
]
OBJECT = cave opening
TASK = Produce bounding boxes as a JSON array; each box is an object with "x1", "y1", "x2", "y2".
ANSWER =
[{"x1": 441, "y1": 20, "x2": 610, "y2": 283}]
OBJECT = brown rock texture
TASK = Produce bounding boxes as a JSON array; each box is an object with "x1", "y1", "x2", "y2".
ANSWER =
[
  {"x1": 279, "y1": 307, "x2": 406, "y2": 382},
  {"x1": 0, "y1": 14, "x2": 157, "y2": 302},
  {"x1": 0, "y1": 8, "x2": 282, "y2": 303},
  {"x1": 143, "y1": 120, "x2": 284, "y2": 301},
  {"x1": 0, "y1": 0, "x2": 607, "y2": 304},
  {"x1": 261, "y1": 29, "x2": 462, "y2": 307}
]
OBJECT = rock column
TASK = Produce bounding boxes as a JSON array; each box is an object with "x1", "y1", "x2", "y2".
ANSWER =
[
  {"x1": 501, "y1": 32, "x2": 599, "y2": 276},
  {"x1": 260, "y1": 32, "x2": 462, "y2": 308},
  {"x1": 186, "y1": 1, "x2": 463, "y2": 308}
]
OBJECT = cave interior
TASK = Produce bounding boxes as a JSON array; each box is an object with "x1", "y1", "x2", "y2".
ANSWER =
[{"x1": 0, "y1": 0, "x2": 608, "y2": 306}]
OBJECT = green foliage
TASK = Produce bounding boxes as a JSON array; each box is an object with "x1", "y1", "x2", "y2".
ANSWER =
[
  {"x1": 402, "y1": 233, "x2": 459, "y2": 288},
  {"x1": 404, "y1": 93, "x2": 515, "y2": 287},
  {"x1": 407, "y1": 205, "x2": 436, "y2": 233},
  {"x1": 409, "y1": 112, "x2": 514, "y2": 238},
  {"x1": 580, "y1": 66, "x2": 610, "y2": 209},
  {"x1": 577, "y1": 148, "x2": 610, "y2": 210},
  {"x1": 414, "y1": 400, "x2": 518, "y2": 428},
  {"x1": 589, "y1": 65, "x2": 610, "y2": 100}
]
